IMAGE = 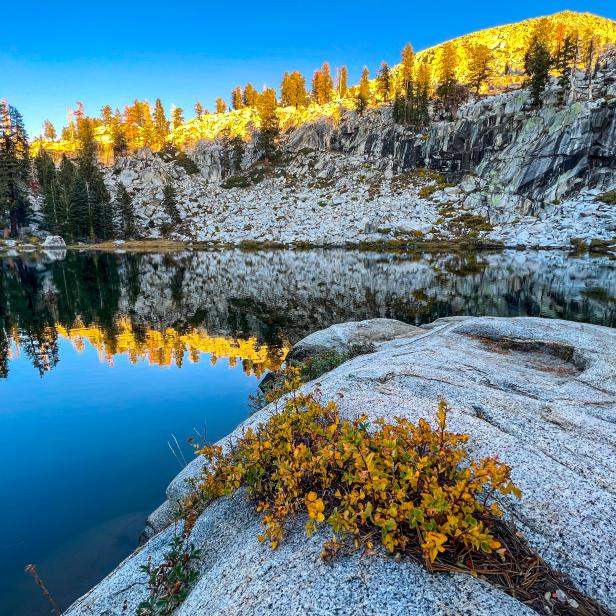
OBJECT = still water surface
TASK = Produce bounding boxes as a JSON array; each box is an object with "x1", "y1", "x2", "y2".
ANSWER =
[{"x1": 1, "y1": 248, "x2": 615, "y2": 615}]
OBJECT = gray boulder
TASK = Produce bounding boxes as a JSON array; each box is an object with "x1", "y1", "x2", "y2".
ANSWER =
[
  {"x1": 42, "y1": 235, "x2": 66, "y2": 249},
  {"x1": 64, "y1": 317, "x2": 616, "y2": 615},
  {"x1": 286, "y1": 317, "x2": 423, "y2": 361}
]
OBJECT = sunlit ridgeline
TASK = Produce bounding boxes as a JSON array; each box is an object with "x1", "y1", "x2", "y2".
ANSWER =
[
  {"x1": 30, "y1": 10, "x2": 616, "y2": 157},
  {"x1": 7, "y1": 318, "x2": 288, "y2": 378}
]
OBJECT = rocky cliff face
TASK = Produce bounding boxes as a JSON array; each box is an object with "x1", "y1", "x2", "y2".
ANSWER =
[
  {"x1": 99, "y1": 53, "x2": 616, "y2": 248},
  {"x1": 288, "y1": 53, "x2": 616, "y2": 214}
]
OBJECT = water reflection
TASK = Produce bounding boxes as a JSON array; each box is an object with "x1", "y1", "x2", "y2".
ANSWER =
[
  {"x1": 1, "y1": 248, "x2": 615, "y2": 379},
  {"x1": 55, "y1": 319, "x2": 287, "y2": 377}
]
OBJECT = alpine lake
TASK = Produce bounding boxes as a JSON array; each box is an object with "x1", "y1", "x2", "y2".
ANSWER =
[{"x1": 1, "y1": 247, "x2": 615, "y2": 616}]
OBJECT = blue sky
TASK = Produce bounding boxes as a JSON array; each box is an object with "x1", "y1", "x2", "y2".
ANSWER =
[{"x1": 3, "y1": 1, "x2": 615, "y2": 136}]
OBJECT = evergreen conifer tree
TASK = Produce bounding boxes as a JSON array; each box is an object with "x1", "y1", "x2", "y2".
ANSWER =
[
  {"x1": 171, "y1": 107, "x2": 184, "y2": 129},
  {"x1": 100, "y1": 105, "x2": 113, "y2": 125},
  {"x1": 243, "y1": 84, "x2": 259, "y2": 107},
  {"x1": 281, "y1": 72, "x2": 307, "y2": 108},
  {"x1": 71, "y1": 118, "x2": 112, "y2": 241},
  {"x1": 467, "y1": 43, "x2": 493, "y2": 94},
  {"x1": 111, "y1": 110, "x2": 128, "y2": 159},
  {"x1": 338, "y1": 66, "x2": 348, "y2": 98},
  {"x1": 34, "y1": 149, "x2": 62, "y2": 234},
  {"x1": 43, "y1": 120, "x2": 57, "y2": 141},
  {"x1": 436, "y1": 42, "x2": 467, "y2": 117},
  {"x1": 216, "y1": 98, "x2": 227, "y2": 114},
  {"x1": 256, "y1": 88, "x2": 280, "y2": 163},
  {"x1": 0, "y1": 101, "x2": 31, "y2": 236},
  {"x1": 400, "y1": 43, "x2": 414, "y2": 96},
  {"x1": 312, "y1": 63, "x2": 334, "y2": 104},
  {"x1": 231, "y1": 136, "x2": 244, "y2": 174},
  {"x1": 377, "y1": 62, "x2": 392, "y2": 101},
  {"x1": 231, "y1": 87, "x2": 243, "y2": 110},
  {"x1": 154, "y1": 99, "x2": 169, "y2": 146},
  {"x1": 115, "y1": 183, "x2": 136, "y2": 238},
  {"x1": 355, "y1": 67, "x2": 371, "y2": 114},
  {"x1": 69, "y1": 171, "x2": 90, "y2": 240},
  {"x1": 524, "y1": 35, "x2": 553, "y2": 107},
  {"x1": 163, "y1": 180, "x2": 180, "y2": 224},
  {"x1": 57, "y1": 155, "x2": 75, "y2": 240},
  {"x1": 555, "y1": 35, "x2": 577, "y2": 106}
]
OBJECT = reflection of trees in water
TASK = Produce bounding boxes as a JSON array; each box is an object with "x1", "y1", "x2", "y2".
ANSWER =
[
  {"x1": 1, "y1": 250, "x2": 615, "y2": 378},
  {"x1": 0, "y1": 259, "x2": 61, "y2": 377}
]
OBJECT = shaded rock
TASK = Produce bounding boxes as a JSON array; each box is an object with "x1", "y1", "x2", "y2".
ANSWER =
[{"x1": 286, "y1": 318, "x2": 423, "y2": 362}]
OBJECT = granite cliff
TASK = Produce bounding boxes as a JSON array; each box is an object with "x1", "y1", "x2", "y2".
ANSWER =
[{"x1": 100, "y1": 51, "x2": 616, "y2": 248}]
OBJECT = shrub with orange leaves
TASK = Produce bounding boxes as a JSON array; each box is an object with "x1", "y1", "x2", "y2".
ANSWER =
[{"x1": 194, "y1": 368, "x2": 521, "y2": 566}]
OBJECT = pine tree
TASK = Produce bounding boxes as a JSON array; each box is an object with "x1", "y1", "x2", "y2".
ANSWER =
[
  {"x1": 57, "y1": 155, "x2": 75, "y2": 240},
  {"x1": 231, "y1": 136, "x2": 244, "y2": 173},
  {"x1": 34, "y1": 149, "x2": 62, "y2": 234},
  {"x1": 91, "y1": 172, "x2": 113, "y2": 240},
  {"x1": 70, "y1": 118, "x2": 112, "y2": 242},
  {"x1": 43, "y1": 120, "x2": 57, "y2": 141},
  {"x1": 555, "y1": 35, "x2": 577, "y2": 106},
  {"x1": 243, "y1": 83, "x2": 259, "y2": 107},
  {"x1": 281, "y1": 71, "x2": 307, "y2": 108},
  {"x1": 355, "y1": 67, "x2": 370, "y2": 114},
  {"x1": 111, "y1": 110, "x2": 128, "y2": 159},
  {"x1": 231, "y1": 87, "x2": 243, "y2": 110},
  {"x1": 524, "y1": 35, "x2": 552, "y2": 108},
  {"x1": 74, "y1": 102, "x2": 86, "y2": 134},
  {"x1": 0, "y1": 100, "x2": 31, "y2": 236},
  {"x1": 115, "y1": 183, "x2": 136, "y2": 238},
  {"x1": 436, "y1": 42, "x2": 467, "y2": 117},
  {"x1": 154, "y1": 99, "x2": 169, "y2": 147},
  {"x1": 281, "y1": 72, "x2": 292, "y2": 107},
  {"x1": 377, "y1": 62, "x2": 392, "y2": 101},
  {"x1": 171, "y1": 107, "x2": 184, "y2": 129},
  {"x1": 216, "y1": 98, "x2": 227, "y2": 114},
  {"x1": 338, "y1": 66, "x2": 348, "y2": 98},
  {"x1": 194, "y1": 102, "x2": 204, "y2": 118},
  {"x1": 400, "y1": 43, "x2": 414, "y2": 96},
  {"x1": 100, "y1": 105, "x2": 113, "y2": 125},
  {"x1": 141, "y1": 101, "x2": 156, "y2": 148},
  {"x1": 415, "y1": 64, "x2": 431, "y2": 126},
  {"x1": 312, "y1": 63, "x2": 334, "y2": 104},
  {"x1": 163, "y1": 180, "x2": 180, "y2": 224},
  {"x1": 124, "y1": 101, "x2": 141, "y2": 148},
  {"x1": 256, "y1": 88, "x2": 280, "y2": 163},
  {"x1": 467, "y1": 43, "x2": 493, "y2": 94},
  {"x1": 69, "y1": 171, "x2": 90, "y2": 240}
]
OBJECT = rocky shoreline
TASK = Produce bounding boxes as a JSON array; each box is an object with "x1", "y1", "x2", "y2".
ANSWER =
[{"x1": 64, "y1": 316, "x2": 616, "y2": 615}]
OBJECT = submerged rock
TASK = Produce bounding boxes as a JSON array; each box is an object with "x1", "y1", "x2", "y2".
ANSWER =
[{"x1": 65, "y1": 316, "x2": 616, "y2": 615}]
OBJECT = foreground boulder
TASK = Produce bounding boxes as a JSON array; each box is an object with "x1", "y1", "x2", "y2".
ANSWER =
[
  {"x1": 285, "y1": 317, "x2": 423, "y2": 361},
  {"x1": 65, "y1": 317, "x2": 616, "y2": 615}
]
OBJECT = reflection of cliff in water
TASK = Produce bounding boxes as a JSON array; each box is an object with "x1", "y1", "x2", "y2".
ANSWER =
[{"x1": 1, "y1": 249, "x2": 615, "y2": 378}]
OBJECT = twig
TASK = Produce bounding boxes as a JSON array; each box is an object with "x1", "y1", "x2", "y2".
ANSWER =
[{"x1": 24, "y1": 564, "x2": 60, "y2": 616}]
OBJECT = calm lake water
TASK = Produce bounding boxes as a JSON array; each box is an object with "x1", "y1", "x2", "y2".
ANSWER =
[{"x1": 1, "y1": 248, "x2": 615, "y2": 615}]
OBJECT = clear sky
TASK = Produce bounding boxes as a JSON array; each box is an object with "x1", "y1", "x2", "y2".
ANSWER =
[{"x1": 3, "y1": 1, "x2": 615, "y2": 136}]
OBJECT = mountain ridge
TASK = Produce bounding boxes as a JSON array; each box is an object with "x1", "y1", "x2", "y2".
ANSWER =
[{"x1": 33, "y1": 10, "x2": 616, "y2": 156}]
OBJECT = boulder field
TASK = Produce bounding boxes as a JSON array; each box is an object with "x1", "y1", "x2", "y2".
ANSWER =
[{"x1": 65, "y1": 316, "x2": 616, "y2": 615}]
